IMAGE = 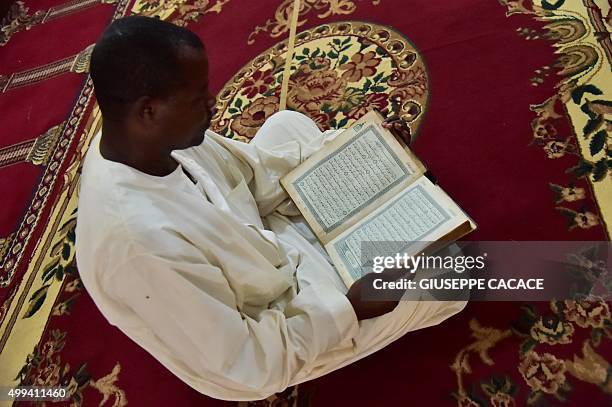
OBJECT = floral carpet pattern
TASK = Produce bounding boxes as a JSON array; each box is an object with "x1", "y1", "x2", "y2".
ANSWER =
[
  {"x1": 210, "y1": 21, "x2": 428, "y2": 140},
  {"x1": 451, "y1": 299, "x2": 612, "y2": 407},
  {"x1": 498, "y1": 0, "x2": 612, "y2": 235},
  {"x1": 0, "y1": 0, "x2": 611, "y2": 406}
]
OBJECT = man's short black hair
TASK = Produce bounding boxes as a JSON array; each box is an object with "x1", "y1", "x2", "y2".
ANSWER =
[{"x1": 90, "y1": 16, "x2": 204, "y2": 121}]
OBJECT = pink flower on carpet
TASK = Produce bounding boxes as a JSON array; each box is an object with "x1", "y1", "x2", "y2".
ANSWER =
[
  {"x1": 340, "y1": 51, "x2": 381, "y2": 82},
  {"x1": 563, "y1": 299, "x2": 610, "y2": 329},
  {"x1": 241, "y1": 69, "x2": 274, "y2": 99},
  {"x1": 230, "y1": 96, "x2": 279, "y2": 139},
  {"x1": 518, "y1": 351, "x2": 567, "y2": 394},
  {"x1": 287, "y1": 68, "x2": 346, "y2": 113}
]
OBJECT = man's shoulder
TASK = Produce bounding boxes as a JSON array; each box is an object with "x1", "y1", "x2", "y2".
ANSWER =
[
  {"x1": 76, "y1": 187, "x2": 181, "y2": 252},
  {"x1": 76, "y1": 162, "x2": 188, "y2": 271},
  {"x1": 74, "y1": 198, "x2": 196, "y2": 287}
]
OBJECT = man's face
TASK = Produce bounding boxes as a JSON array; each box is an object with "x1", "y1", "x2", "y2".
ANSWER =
[{"x1": 152, "y1": 46, "x2": 215, "y2": 150}]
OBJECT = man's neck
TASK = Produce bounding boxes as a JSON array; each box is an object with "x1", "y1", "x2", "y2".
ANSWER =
[{"x1": 99, "y1": 122, "x2": 178, "y2": 177}]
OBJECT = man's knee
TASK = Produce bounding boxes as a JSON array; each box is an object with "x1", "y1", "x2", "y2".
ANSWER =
[
  {"x1": 267, "y1": 110, "x2": 320, "y2": 135},
  {"x1": 254, "y1": 110, "x2": 322, "y2": 147},
  {"x1": 265, "y1": 110, "x2": 312, "y2": 127}
]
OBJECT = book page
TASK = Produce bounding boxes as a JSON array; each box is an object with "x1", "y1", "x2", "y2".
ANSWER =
[
  {"x1": 281, "y1": 111, "x2": 425, "y2": 244},
  {"x1": 325, "y1": 177, "x2": 472, "y2": 288}
]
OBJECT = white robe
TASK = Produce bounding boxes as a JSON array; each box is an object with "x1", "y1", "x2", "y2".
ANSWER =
[{"x1": 75, "y1": 110, "x2": 466, "y2": 401}]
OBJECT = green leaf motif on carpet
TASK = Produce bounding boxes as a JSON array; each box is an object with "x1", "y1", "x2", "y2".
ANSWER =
[
  {"x1": 571, "y1": 84, "x2": 603, "y2": 104},
  {"x1": 588, "y1": 129, "x2": 606, "y2": 156},
  {"x1": 592, "y1": 158, "x2": 608, "y2": 182},
  {"x1": 23, "y1": 283, "x2": 51, "y2": 318}
]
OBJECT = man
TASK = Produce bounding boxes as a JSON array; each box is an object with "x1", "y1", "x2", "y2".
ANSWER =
[{"x1": 75, "y1": 15, "x2": 466, "y2": 401}]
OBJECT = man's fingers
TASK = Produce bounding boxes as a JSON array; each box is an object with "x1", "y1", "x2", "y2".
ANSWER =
[
  {"x1": 380, "y1": 115, "x2": 412, "y2": 145},
  {"x1": 401, "y1": 127, "x2": 412, "y2": 142},
  {"x1": 392, "y1": 121, "x2": 410, "y2": 129}
]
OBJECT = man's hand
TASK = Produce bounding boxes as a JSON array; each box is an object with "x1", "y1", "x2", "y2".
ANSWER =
[
  {"x1": 346, "y1": 268, "x2": 409, "y2": 320},
  {"x1": 380, "y1": 98, "x2": 412, "y2": 145}
]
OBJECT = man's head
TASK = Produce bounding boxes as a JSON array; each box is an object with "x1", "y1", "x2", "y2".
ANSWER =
[{"x1": 90, "y1": 16, "x2": 214, "y2": 150}]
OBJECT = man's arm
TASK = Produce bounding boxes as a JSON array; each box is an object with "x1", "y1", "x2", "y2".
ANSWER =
[
  {"x1": 201, "y1": 111, "x2": 330, "y2": 216},
  {"x1": 190, "y1": 110, "x2": 410, "y2": 216},
  {"x1": 103, "y1": 252, "x2": 359, "y2": 401}
]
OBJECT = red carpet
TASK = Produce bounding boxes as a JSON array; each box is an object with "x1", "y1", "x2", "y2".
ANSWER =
[{"x1": 1, "y1": 0, "x2": 610, "y2": 405}]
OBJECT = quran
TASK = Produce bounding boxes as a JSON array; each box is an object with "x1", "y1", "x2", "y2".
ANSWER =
[{"x1": 281, "y1": 110, "x2": 477, "y2": 288}]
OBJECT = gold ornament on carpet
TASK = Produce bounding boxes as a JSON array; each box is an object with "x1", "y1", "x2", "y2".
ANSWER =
[
  {"x1": 566, "y1": 340, "x2": 612, "y2": 394},
  {"x1": 0, "y1": 43, "x2": 95, "y2": 94},
  {"x1": 26, "y1": 123, "x2": 65, "y2": 166},
  {"x1": 0, "y1": 0, "x2": 118, "y2": 47},
  {"x1": 451, "y1": 319, "x2": 512, "y2": 403},
  {"x1": 71, "y1": 44, "x2": 95, "y2": 74},
  {"x1": 131, "y1": 0, "x2": 231, "y2": 26},
  {"x1": 0, "y1": 234, "x2": 15, "y2": 262},
  {"x1": 0, "y1": 122, "x2": 65, "y2": 169},
  {"x1": 248, "y1": 0, "x2": 381, "y2": 45}
]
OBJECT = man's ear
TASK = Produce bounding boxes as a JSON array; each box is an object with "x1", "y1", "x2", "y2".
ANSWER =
[{"x1": 133, "y1": 96, "x2": 157, "y2": 126}]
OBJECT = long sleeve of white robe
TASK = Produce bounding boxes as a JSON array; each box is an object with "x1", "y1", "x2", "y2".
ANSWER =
[
  {"x1": 103, "y1": 248, "x2": 358, "y2": 400},
  {"x1": 194, "y1": 112, "x2": 342, "y2": 217}
]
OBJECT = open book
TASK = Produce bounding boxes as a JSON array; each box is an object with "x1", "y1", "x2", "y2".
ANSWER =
[{"x1": 281, "y1": 110, "x2": 476, "y2": 288}]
